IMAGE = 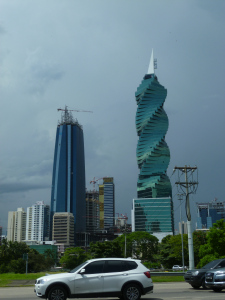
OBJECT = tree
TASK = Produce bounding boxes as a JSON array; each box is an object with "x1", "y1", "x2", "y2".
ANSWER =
[
  {"x1": 193, "y1": 230, "x2": 207, "y2": 267},
  {"x1": 60, "y1": 247, "x2": 89, "y2": 270},
  {"x1": 44, "y1": 249, "x2": 57, "y2": 268},
  {"x1": 0, "y1": 240, "x2": 52, "y2": 273},
  {"x1": 159, "y1": 234, "x2": 189, "y2": 268},
  {"x1": 115, "y1": 231, "x2": 159, "y2": 261},
  {"x1": 89, "y1": 240, "x2": 123, "y2": 258},
  {"x1": 198, "y1": 219, "x2": 225, "y2": 267}
]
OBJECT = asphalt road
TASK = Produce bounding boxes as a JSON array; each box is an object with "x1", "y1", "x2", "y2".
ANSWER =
[{"x1": 0, "y1": 282, "x2": 224, "y2": 300}]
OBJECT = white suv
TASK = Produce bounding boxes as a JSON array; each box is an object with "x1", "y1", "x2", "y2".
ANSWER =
[{"x1": 34, "y1": 258, "x2": 153, "y2": 300}]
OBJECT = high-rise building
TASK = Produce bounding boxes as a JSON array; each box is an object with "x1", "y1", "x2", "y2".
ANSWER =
[
  {"x1": 50, "y1": 106, "x2": 86, "y2": 243},
  {"x1": 132, "y1": 197, "x2": 174, "y2": 241},
  {"x1": 135, "y1": 51, "x2": 172, "y2": 198},
  {"x1": 7, "y1": 208, "x2": 26, "y2": 242},
  {"x1": 133, "y1": 51, "x2": 174, "y2": 237},
  {"x1": 86, "y1": 191, "x2": 100, "y2": 233},
  {"x1": 26, "y1": 201, "x2": 50, "y2": 242},
  {"x1": 196, "y1": 200, "x2": 225, "y2": 229},
  {"x1": 52, "y1": 212, "x2": 75, "y2": 246},
  {"x1": 99, "y1": 177, "x2": 115, "y2": 230}
]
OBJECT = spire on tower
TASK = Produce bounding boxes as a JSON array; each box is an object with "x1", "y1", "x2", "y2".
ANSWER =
[{"x1": 147, "y1": 49, "x2": 154, "y2": 75}]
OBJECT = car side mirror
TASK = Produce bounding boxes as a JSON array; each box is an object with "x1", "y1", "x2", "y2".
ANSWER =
[{"x1": 79, "y1": 268, "x2": 86, "y2": 274}]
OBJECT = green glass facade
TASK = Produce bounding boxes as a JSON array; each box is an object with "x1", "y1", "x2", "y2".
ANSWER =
[
  {"x1": 29, "y1": 244, "x2": 58, "y2": 262},
  {"x1": 133, "y1": 198, "x2": 174, "y2": 233},
  {"x1": 135, "y1": 74, "x2": 172, "y2": 198}
]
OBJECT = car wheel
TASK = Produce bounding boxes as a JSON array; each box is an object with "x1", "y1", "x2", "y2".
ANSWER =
[
  {"x1": 191, "y1": 284, "x2": 200, "y2": 289},
  {"x1": 212, "y1": 287, "x2": 223, "y2": 292},
  {"x1": 48, "y1": 286, "x2": 67, "y2": 300},
  {"x1": 123, "y1": 283, "x2": 141, "y2": 300},
  {"x1": 201, "y1": 279, "x2": 209, "y2": 290}
]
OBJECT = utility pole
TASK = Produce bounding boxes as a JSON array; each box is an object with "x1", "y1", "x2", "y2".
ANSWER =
[
  {"x1": 174, "y1": 166, "x2": 198, "y2": 270},
  {"x1": 178, "y1": 194, "x2": 185, "y2": 271}
]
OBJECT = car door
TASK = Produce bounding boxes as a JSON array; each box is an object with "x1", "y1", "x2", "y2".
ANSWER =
[
  {"x1": 74, "y1": 260, "x2": 105, "y2": 295},
  {"x1": 103, "y1": 260, "x2": 124, "y2": 293}
]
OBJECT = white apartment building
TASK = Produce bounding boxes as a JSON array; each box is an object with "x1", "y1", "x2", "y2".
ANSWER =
[
  {"x1": 7, "y1": 208, "x2": 26, "y2": 242},
  {"x1": 26, "y1": 201, "x2": 50, "y2": 242}
]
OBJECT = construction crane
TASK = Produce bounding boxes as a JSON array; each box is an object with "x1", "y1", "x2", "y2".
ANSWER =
[
  {"x1": 57, "y1": 106, "x2": 93, "y2": 113},
  {"x1": 57, "y1": 105, "x2": 93, "y2": 125},
  {"x1": 90, "y1": 177, "x2": 108, "y2": 191}
]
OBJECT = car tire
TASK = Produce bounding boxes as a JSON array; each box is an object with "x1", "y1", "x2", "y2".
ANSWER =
[
  {"x1": 201, "y1": 279, "x2": 209, "y2": 290},
  {"x1": 191, "y1": 284, "x2": 200, "y2": 289},
  {"x1": 212, "y1": 287, "x2": 223, "y2": 292},
  {"x1": 123, "y1": 283, "x2": 141, "y2": 300},
  {"x1": 48, "y1": 286, "x2": 67, "y2": 300}
]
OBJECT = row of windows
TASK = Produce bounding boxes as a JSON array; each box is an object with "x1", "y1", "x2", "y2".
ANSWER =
[{"x1": 74, "y1": 260, "x2": 137, "y2": 274}]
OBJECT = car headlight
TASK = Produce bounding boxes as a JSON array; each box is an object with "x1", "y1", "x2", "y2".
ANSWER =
[
  {"x1": 192, "y1": 271, "x2": 199, "y2": 276},
  {"x1": 36, "y1": 278, "x2": 50, "y2": 284}
]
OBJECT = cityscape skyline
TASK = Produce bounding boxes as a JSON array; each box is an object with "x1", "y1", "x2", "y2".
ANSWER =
[{"x1": 0, "y1": 1, "x2": 225, "y2": 235}]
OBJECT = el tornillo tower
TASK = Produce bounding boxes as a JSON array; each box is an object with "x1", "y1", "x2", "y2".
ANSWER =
[{"x1": 135, "y1": 50, "x2": 172, "y2": 199}]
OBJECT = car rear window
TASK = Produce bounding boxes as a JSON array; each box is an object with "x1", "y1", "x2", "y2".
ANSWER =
[{"x1": 123, "y1": 261, "x2": 138, "y2": 271}]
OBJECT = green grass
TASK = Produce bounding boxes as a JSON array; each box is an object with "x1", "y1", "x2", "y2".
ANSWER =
[
  {"x1": 0, "y1": 272, "x2": 52, "y2": 287},
  {"x1": 0, "y1": 273, "x2": 185, "y2": 287},
  {"x1": 152, "y1": 276, "x2": 184, "y2": 282}
]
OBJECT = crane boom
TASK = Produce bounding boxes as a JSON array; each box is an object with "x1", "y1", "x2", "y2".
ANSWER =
[{"x1": 57, "y1": 107, "x2": 93, "y2": 113}]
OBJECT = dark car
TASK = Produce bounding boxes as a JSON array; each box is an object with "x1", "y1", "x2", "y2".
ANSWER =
[
  {"x1": 205, "y1": 267, "x2": 225, "y2": 292},
  {"x1": 184, "y1": 258, "x2": 225, "y2": 289}
]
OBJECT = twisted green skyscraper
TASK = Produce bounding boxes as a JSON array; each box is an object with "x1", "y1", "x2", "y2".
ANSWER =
[{"x1": 135, "y1": 51, "x2": 172, "y2": 198}]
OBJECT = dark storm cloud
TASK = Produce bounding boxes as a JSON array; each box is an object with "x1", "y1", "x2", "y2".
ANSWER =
[
  {"x1": 25, "y1": 50, "x2": 64, "y2": 95},
  {"x1": 0, "y1": 179, "x2": 50, "y2": 194},
  {"x1": 0, "y1": 159, "x2": 52, "y2": 194}
]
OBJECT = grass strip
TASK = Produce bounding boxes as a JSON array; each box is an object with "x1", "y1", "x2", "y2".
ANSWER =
[
  {"x1": 0, "y1": 272, "x2": 48, "y2": 287},
  {"x1": 152, "y1": 276, "x2": 184, "y2": 282}
]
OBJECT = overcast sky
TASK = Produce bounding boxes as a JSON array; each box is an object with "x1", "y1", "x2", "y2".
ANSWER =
[{"x1": 0, "y1": 0, "x2": 224, "y2": 235}]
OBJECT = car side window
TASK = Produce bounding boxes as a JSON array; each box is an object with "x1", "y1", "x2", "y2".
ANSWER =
[
  {"x1": 123, "y1": 261, "x2": 138, "y2": 271},
  {"x1": 104, "y1": 260, "x2": 122, "y2": 273},
  {"x1": 83, "y1": 261, "x2": 105, "y2": 274}
]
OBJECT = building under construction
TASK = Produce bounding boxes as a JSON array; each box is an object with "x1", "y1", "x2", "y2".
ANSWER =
[
  {"x1": 86, "y1": 190, "x2": 100, "y2": 233},
  {"x1": 196, "y1": 199, "x2": 225, "y2": 229}
]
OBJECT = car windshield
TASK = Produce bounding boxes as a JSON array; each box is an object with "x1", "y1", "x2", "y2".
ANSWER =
[
  {"x1": 69, "y1": 261, "x2": 88, "y2": 273},
  {"x1": 202, "y1": 260, "x2": 221, "y2": 269}
]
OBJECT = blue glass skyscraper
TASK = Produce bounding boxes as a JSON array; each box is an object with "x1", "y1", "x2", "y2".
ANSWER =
[
  {"x1": 50, "y1": 107, "x2": 86, "y2": 240},
  {"x1": 135, "y1": 51, "x2": 172, "y2": 198}
]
